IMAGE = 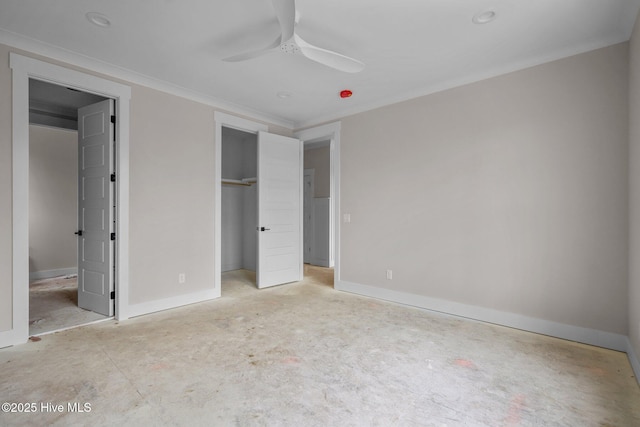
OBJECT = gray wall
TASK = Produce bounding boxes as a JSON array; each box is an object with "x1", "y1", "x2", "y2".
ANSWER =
[
  {"x1": 304, "y1": 145, "x2": 330, "y2": 198},
  {"x1": 221, "y1": 128, "x2": 257, "y2": 180},
  {"x1": 221, "y1": 185, "x2": 244, "y2": 271},
  {"x1": 127, "y1": 84, "x2": 216, "y2": 304},
  {"x1": 629, "y1": 13, "x2": 640, "y2": 367},
  {"x1": 340, "y1": 43, "x2": 629, "y2": 335},
  {"x1": 28, "y1": 125, "x2": 77, "y2": 276}
]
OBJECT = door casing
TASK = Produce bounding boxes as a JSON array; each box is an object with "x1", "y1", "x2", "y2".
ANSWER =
[{"x1": 3, "y1": 53, "x2": 131, "y2": 349}]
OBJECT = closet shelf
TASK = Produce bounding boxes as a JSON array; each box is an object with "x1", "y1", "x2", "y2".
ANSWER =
[{"x1": 222, "y1": 177, "x2": 257, "y2": 187}]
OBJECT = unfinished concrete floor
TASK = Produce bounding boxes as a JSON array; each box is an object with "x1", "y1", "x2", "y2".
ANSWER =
[
  {"x1": 1, "y1": 265, "x2": 639, "y2": 426},
  {"x1": 29, "y1": 276, "x2": 109, "y2": 336}
]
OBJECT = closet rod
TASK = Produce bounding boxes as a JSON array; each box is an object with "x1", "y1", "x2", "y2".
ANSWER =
[{"x1": 222, "y1": 178, "x2": 256, "y2": 187}]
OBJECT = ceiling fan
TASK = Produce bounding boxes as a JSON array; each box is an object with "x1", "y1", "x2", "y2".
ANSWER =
[{"x1": 222, "y1": 0, "x2": 365, "y2": 73}]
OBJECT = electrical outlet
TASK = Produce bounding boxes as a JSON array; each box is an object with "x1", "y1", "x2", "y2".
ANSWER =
[
  {"x1": 386, "y1": 269, "x2": 393, "y2": 280},
  {"x1": 343, "y1": 213, "x2": 351, "y2": 223},
  {"x1": 178, "y1": 273, "x2": 186, "y2": 284}
]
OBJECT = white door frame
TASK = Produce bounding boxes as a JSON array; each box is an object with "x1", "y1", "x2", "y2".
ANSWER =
[
  {"x1": 295, "y1": 122, "x2": 341, "y2": 280},
  {"x1": 214, "y1": 112, "x2": 267, "y2": 293},
  {"x1": 3, "y1": 53, "x2": 131, "y2": 348}
]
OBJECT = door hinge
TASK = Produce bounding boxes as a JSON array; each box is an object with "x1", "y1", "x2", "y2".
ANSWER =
[
  {"x1": 110, "y1": 291, "x2": 115, "y2": 300},
  {"x1": 110, "y1": 173, "x2": 116, "y2": 182},
  {"x1": 110, "y1": 115, "x2": 116, "y2": 124},
  {"x1": 110, "y1": 232, "x2": 116, "y2": 241}
]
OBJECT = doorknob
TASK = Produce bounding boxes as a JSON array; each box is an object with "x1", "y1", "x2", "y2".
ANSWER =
[
  {"x1": 259, "y1": 227, "x2": 270, "y2": 231},
  {"x1": 74, "y1": 230, "x2": 83, "y2": 236}
]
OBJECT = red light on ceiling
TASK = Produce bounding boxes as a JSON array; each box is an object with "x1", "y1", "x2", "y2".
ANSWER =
[{"x1": 340, "y1": 90, "x2": 353, "y2": 99}]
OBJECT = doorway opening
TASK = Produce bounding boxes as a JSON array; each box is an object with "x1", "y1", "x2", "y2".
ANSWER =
[
  {"x1": 28, "y1": 78, "x2": 114, "y2": 335},
  {"x1": 303, "y1": 140, "x2": 334, "y2": 288},
  {"x1": 303, "y1": 140, "x2": 332, "y2": 269},
  {"x1": 296, "y1": 121, "x2": 341, "y2": 289}
]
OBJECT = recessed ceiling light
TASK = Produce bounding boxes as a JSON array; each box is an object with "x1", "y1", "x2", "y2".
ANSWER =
[
  {"x1": 277, "y1": 90, "x2": 292, "y2": 99},
  {"x1": 472, "y1": 10, "x2": 497, "y2": 24},
  {"x1": 86, "y1": 12, "x2": 111, "y2": 28}
]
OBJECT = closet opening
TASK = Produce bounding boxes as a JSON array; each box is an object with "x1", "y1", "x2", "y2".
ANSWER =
[{"x1": 221, "y1": 126, "x2": 258, "y2": 293}]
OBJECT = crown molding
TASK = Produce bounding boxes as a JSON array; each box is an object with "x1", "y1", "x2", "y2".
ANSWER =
[
  {"x1": 0, "y1": 26, "x2": 630, "y2": 133},
  {"x1": 294, "y1": 36, "x2": 629, "y2": 129}
]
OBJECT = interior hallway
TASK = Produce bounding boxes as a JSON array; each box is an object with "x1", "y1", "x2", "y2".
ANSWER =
[{"x1": 1, "y1": 265, "x2": 638, "y2": 426}]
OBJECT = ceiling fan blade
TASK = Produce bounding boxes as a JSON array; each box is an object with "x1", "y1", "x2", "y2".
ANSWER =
[
  {"x1": 296, "y1": 36, "x2": 365, "y2": 73},
  {"x1": 222, "y1": 35, "x2": 281, "y2": 62},
  {"x1": 271, "y1": 0, "x2": 296, "y2": 41}
]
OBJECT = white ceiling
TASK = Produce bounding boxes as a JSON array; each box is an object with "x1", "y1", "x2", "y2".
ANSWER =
[{"x1": 1, "y1": 0, "x2": 639, "y2": 129}]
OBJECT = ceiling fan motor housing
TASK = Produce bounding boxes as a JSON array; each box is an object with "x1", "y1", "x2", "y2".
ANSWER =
[{"x1": 281, "y1": 42, "x2": 300, "y2": 54}]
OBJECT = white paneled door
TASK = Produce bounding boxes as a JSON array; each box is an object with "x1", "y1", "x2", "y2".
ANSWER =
[
  {"x1": 257, "y1": 131, "x2": 303, "y2": 288},
  {"x1": 77, "y1": 99, "x2": 115, "y2": 316}
]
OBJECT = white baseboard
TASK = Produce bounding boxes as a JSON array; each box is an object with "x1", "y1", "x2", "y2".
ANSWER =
[
  {"x1": 0, "y1": 327, "x2": 28, "y2": 350},
  {"x1": 627, "y1": 338, "x2": 640, "y2": 382},
  {"x1": 310, "y1": 258, "x2": 331, "y2": 268},
  {"x1": 29, "y1": 268, "x2": 77, "y2": 281},
  {"x1": 125, "y1": 288, "x2": 219, "y2": 319},
  {"x1": 336, "y1": 280, "x2": 628, "y2": 352},
  {"x1": 222, "y1": 263, "x2": 242, "y2": 273},
  {"x1": 2, "y1": 287, "x2": 219, "y2": 349}
]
